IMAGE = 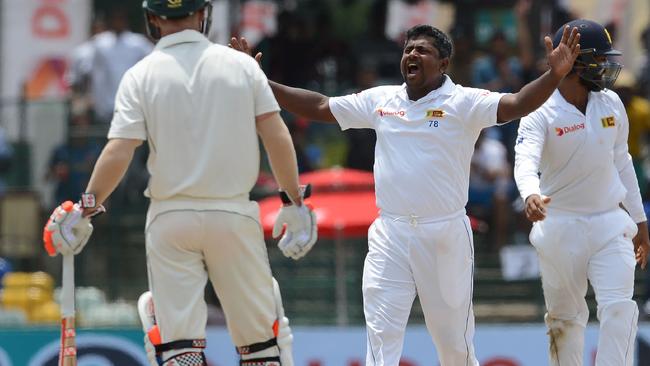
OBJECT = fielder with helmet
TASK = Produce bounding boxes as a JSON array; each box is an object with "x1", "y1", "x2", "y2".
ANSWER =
[
  {"x1": 515, "y1": 19, "x2": 650, "y2": 365},
  {"x1": 43, "y1": 1, "x2": 317, "y2": 365}
]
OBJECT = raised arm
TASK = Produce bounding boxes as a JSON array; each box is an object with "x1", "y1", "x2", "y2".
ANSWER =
[
  {"x1": 269, "y1": 81, "x2": 337, "y2": 123},
  {"x1": 497, "y1": 25, "x2": 580, "y2": 123},
  {"x1": 229, "y1": 37, "x2": 337, "y2": 123}
]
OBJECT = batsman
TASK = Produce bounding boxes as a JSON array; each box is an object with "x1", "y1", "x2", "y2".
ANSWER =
[{"x1": 43, "y1": 0, "x2": 317, "y2": 365}]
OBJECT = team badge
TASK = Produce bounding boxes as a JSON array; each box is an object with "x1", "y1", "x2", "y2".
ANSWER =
[
  {"x1": 168, "y1": 0, "x2": 183, "y2": 8},
  {"x1": 601, "y1": 116, "x2": 615, "y2": 128},
  {"x1": 426, "y1": 109, "x2": 444, "y2": 118}
]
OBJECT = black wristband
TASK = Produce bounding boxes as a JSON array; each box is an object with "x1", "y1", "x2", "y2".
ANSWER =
[{"x1": 279, "y1": 184, "x2": 312, "y2": 205}]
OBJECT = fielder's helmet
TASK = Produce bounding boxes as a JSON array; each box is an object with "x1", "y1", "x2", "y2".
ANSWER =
[
  {"x1": 142, "y1": 0, "x2": 212, "y2": 40},
  {"x1": 553, "y1": 19, "x2": 622, "y2": 91}
]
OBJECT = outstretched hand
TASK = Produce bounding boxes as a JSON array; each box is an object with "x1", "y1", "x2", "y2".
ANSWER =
[
  {"x1": 228, "y1": 37, "x2": 263, "y2": 66},
  {"x1": 545, "y1": 25, "x2": 580, "y2": 79}
]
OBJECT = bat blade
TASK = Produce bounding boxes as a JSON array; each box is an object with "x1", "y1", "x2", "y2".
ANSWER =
[{"x1": 60, "y1": 254, "x2": 76, "y2": 366}]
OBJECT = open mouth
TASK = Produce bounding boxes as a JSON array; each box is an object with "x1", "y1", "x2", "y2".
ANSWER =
[{"x1": 406, "y1": 63, "x2": 419, "y2": 77}]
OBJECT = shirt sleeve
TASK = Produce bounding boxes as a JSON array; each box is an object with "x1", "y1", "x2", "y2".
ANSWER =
[
  {"x1": 108, "y1": 70, "x2": 147, "y2": 140},
  {"x1": 329, "y1": 89, "x2": 376, "y2": 130},
  {"x1": 462, "y1": 87, "x2": 506, "y2": 131},
  {"x1": 249, "y1": 59, "x2": 280, "y2": 117},
  {"x1": 614, "y1": 98, "x2": 647, "y2": 223},
  {"x1": 514, "y1": 112, "x2": 546, "y2": 201}
]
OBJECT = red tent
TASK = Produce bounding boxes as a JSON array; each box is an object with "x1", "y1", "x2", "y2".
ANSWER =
[
  {"x1": 299, "y1": 167, "x2": 374, "y2": 193},
  {"x1": 259, "y1": 190, "x2": 378, "y2": 239}
]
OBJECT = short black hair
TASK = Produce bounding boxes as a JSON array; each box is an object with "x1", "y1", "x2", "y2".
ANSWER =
[{"x1": 405, "y1": 24, "x2": 453, "y2": 59}]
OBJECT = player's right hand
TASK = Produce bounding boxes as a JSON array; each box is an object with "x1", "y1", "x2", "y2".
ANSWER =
[
  {"x1": 272, "y1": 204, "x2": 318, "y2": 260},
  {"x1": 525, "y1": 194, "x2": 551, "y2": 222},
  {"x1": 228, "y1": 37, "x2": 263, "y2": 67},
  {"x1": 43, "y1": 201, "x2": 93, "y2": 257}
]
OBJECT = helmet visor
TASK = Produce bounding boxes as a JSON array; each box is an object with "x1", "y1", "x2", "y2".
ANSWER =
[{"x1": 575, "y1": 49, "x2": 622, "y2": 90}]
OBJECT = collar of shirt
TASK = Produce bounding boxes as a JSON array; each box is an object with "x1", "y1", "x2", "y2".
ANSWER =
[
  {"x1": 398, "y1": 74, "x2": 456, "y2": 104},
  {"x1": 155, "y1": 29, "x2": 206, "y2": 50},
  {"x1": 547, "y1": 88, "x2": 604, "y2": 116}
]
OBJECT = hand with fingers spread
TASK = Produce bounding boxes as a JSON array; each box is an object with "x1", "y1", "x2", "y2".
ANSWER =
[
  {"x1": 524, "y1": 194, "x2": 551, "y2": 222},
  {"x1": 228, "y1": 37, "x2": 263, "y2": 66},
  {"x1": 545, "y1": 25, "x2": 581, "y2": 78}
]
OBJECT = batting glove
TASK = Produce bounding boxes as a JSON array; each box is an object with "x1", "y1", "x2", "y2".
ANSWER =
[
  {"x1": 43, "y1": 201, "x2": 95, "y2": 256},
  {"x1": 273, "y1": 185, "x2": 318, "y2": 260},
  {"x1": 138, "y1": 291, "x2": 161, "y2": 366}
]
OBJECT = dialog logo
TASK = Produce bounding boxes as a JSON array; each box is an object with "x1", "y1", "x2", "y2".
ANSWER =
[
  {"x1": 377, "y1": 109, "x2": 405, "y2": 117},
  {"x1": 555, "y1": 123, "x2": 585, "y2": 137}
]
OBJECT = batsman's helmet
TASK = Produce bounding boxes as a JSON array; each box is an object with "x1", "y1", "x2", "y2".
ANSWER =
[
  {"x1": 553, "y1": 19, "x2": 622, "y2": 91},
  {"x1": 142, "y1": 0, "x2": 212, "y2": 40}
]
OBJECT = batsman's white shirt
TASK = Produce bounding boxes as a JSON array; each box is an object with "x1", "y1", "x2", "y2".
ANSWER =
[
  {"x1": 515, "y1": 89, "x2": 645, "y2": 223},
  {"x1": 330, "y1": 75, "x2": 505, "y2": 218},
  {"x1": 109, "y1": 30, "x2": 280, "y2": 224},
  {"x1": 108, "y1": 30, "x2": 283, "y2": 349}
]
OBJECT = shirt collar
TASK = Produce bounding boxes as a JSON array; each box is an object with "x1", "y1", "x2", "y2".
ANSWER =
[
  {"x1": 548, "y1": 89, "x2": 603, "y2": 115},
  {"x1": 155, "y1": 30, "x2": 206, "y2": 50},
  {"x1": 399, "y1": 75, "x2": 456, "y2": 103}
]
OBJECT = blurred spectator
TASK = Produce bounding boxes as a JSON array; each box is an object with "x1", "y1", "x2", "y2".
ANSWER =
[
  {"x1": 468, "y1": 131, "x2": 514, "y2": 251},
  {"x1": 0, "y1": 126, "x2": 14, "y2": 195},
  {"x1": 311, "y1": 12, "x2": 354, "y2": 94},
  {"x1": 66, "y1": 16, "x2": 107, "y2": 98},
  {"x1": 472, "y1": 29, "x2": 526, "y2": 161},
  {"x1": 288, "y1": 117, "x2": 314, "y2": 173},
  {"x1": 514, "y1": 0, "x2": 537, "y2": 83},
  {"x1": 613, "y1": 71, "x2": 650, "y2": 199},
  {"x1": 256, "y1": 11, "x2": 316, "y2": 88},
  {"x1": 639, "y1": 26, "x2": 650, "y2": 101},
  {"x1": 352, "y1": 0, "x2": 403, "y2": 84},
  {"x1": 344, "y1": 60, "x2": 378, "y2": 172},
  {"x1": 471, "y1": 30, "x2": 524, "y2": 94},
  {"x1": 0, "y1": 257, "x2": 11, "y2": 288},
  {"x1": 446, "y1": 25, "x2": 473, "y2": 87},
  {"x1": 66, "y1": 6, "x2": 153, "y2": 208},
  {"x1": 46, "y1": 119, "x2": 102, "y2": 206},
  {"x1": 67, "y1": 6, "x2": 152, "y2": 127}
]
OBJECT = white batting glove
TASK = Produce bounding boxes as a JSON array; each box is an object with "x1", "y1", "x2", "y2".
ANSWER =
[
  {"x1": 138, "y1": 291, "x2": 160, "y2": 366},
  {"x1": 43, "y1": 201, "x2": 93, "y2": 257},
  {"x1": 272, "y1": 204, "x2": 317, "y2": 260}
]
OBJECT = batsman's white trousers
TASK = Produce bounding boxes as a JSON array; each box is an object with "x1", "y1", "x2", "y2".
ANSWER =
[
  {"x1": 364, "y1": 211, "x2": 479, "y2": 366},
  {"x1": 529, "y1": 207, "x2": 639, "y2": 366},
  {"x1": 145, "y1": 205, "x2": 278, "y2": 349}
]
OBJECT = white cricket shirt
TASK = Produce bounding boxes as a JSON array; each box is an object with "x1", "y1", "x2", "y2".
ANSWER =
[
  {"x1": 514, "y1": 89, "x2": 646, "y2": 223},
  {"x1": 109, "y1": 30, "x2": 280, "y2": 220},
  {"x1": 329, "y1": 75, "x2": 504, "y2": 218}
]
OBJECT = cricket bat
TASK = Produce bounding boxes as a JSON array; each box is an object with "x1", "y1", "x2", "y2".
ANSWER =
[{"x1": 59, "y1": 254, "x2": 76, "y2": 365}]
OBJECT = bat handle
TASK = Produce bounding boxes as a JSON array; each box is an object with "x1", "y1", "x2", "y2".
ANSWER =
[{"x1": 61, "y1": 254, "x2": 75, "y2": 317}]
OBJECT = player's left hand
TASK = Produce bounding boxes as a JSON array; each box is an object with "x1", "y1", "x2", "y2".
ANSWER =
[
  {"x1": 545, "y1": 25, "x2": 581, "y2": 78},
  {"x1": 633, "y1": 222, "x2": 650, "y2": 269},
  {"x1": 43, "y1": 201, "x2": 98, "y2": 257},
  {"x1": 272, "y1": 204, "x2": 317, "y2": 260}
]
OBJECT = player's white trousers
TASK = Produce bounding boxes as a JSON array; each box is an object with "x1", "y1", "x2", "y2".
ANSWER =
[
  {"x1": 145, "y1": 207, "x2": 279, "y2": 349},
  {"x1": 529, "y1": 207, "x2": 639, "y2": 366},
  {"x1": 363, "y1": 211, "x2": 479, "y2": 366}
]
